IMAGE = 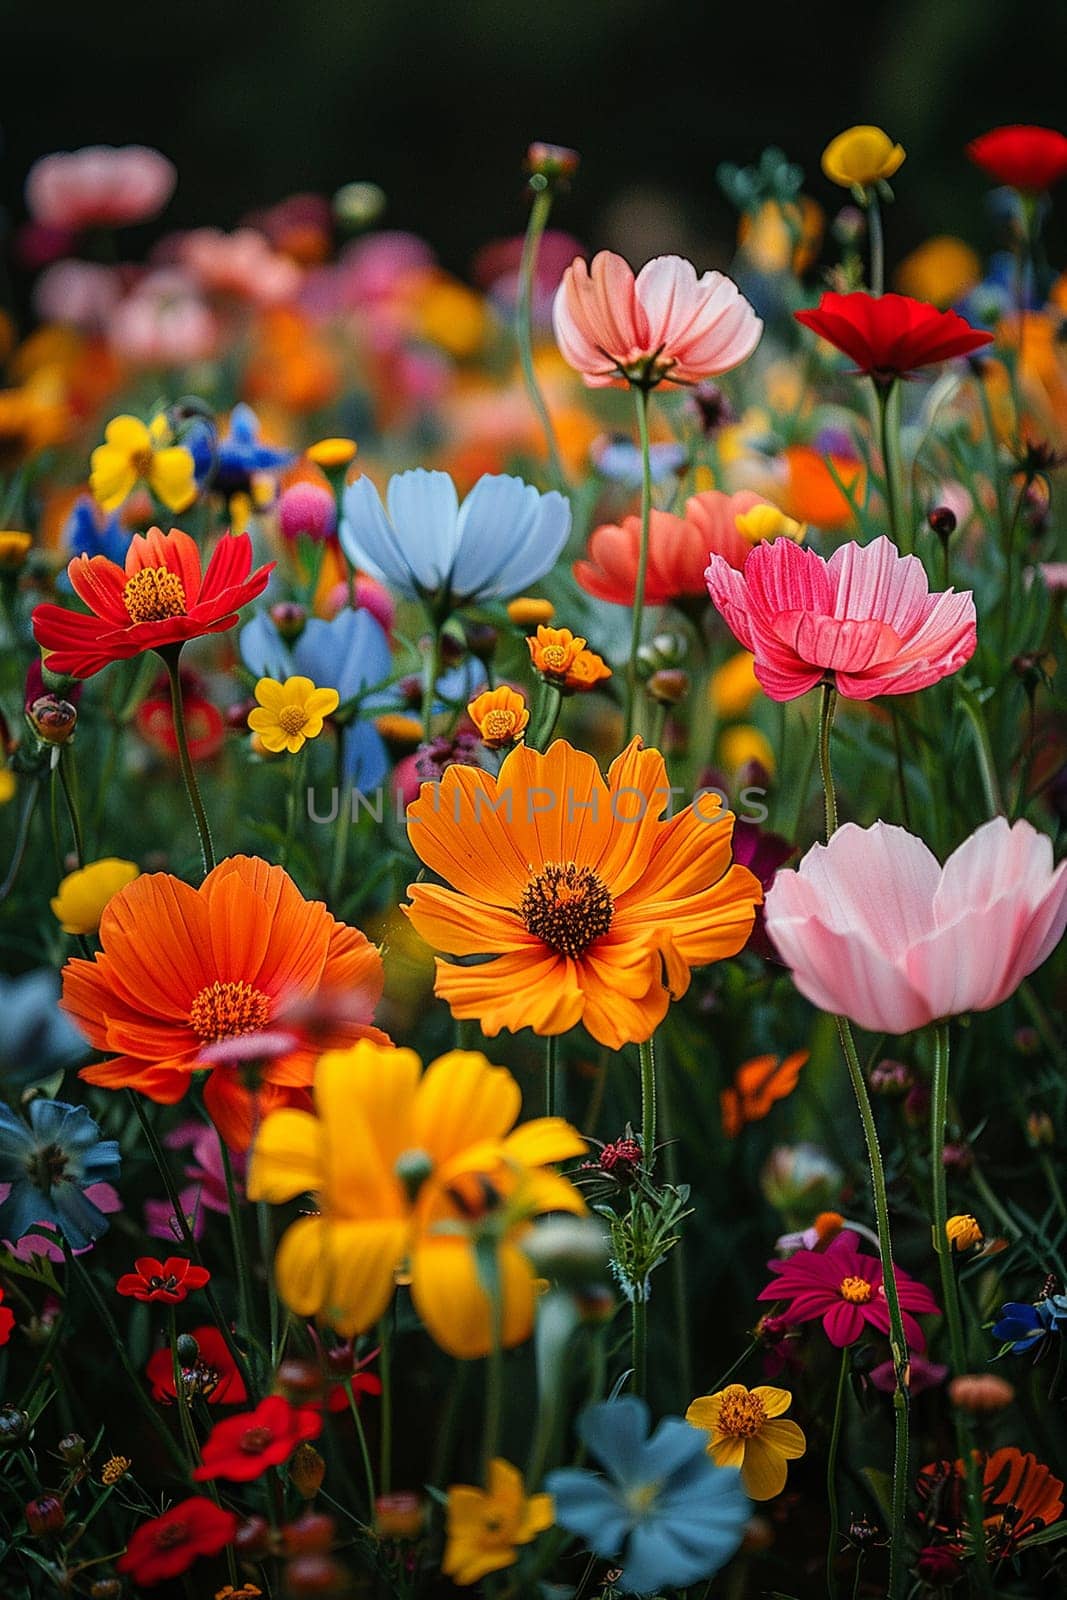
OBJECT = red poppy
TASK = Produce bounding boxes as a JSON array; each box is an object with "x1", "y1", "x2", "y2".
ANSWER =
[
  {"x1": 116, "y1": 1255, "x2": 211, "y2": 1304},
  {"x1": 967, "y1": 125, "x2": 1067, "y2": 193},
  {"x1": 117, "y1": 1496, "x2": 237, "y2": 1586},
  {"x1": 31, "y1": 525, "x2": 273, "y2": 680},
  {"x1": 794, "y1": 292, "x2": 993, "y2": 384},
  {"x1": 146, "y1": 1325, "x2": 248, "y2": 1406},
  {"x1": 193, "y1": 1396, "x2": 322, "y2": 1482}
]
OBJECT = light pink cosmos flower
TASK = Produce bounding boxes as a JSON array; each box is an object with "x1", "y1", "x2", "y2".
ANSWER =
[
  {"x1": 765, "y1": 818, "x2": 1067, "y2": 1034},
  {"x1": 705, "y1": 535, "x2": 977, "y2": 701},
  {"x1": 33, "y1": 260, "x2": 123, "y2": 330},
  {"x1": 552, "y1": 250, "x2": 762, "y2": 388},
  {"x1": 26, "y1": 146, "x2": 176, "y2": 231},
  {"x1": 108, "y1": 270, "x2": 219, "y2": 367},
  {"x1": 178, "y1": 228, "x2": 303, "y2": 306}
]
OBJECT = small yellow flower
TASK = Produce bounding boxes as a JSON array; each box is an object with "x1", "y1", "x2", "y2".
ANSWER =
[
  {"x1": 307, "y1": 437, "x2": 358, "y2": 470},
  {"x1": 527, "y1": 625, "x2": 586, "y2": 682},
  {"x1": 946, "y1": 1213, "x2": 983, "y2": 1251},
  {"x1": 822, "y1": 125, "x2": 905, "y2": 190},
  {"x1": 443, "y1": 1459, "x2": 554, "y2": 1585},
  {"x1": 468, "y1": 687, "x2": 530, "y2": 749},
  {"x1": 895, "y1": 236, "x2": 982, "y2": 309},
  {"x1": 100, "y1": 1454, "x2": 131, "y2": 1486},
  {"x1": 564, "y1": 648, "x2": 612, "y2": 692},
  {"x1": 734, "y1": 504, "x2": 806, "y2": 545},
  {"x1": 216, "y1": 1587, "x2": 263, "y2": 1600},
  {"x1": 0, "y1": 767, "x2": 15, "y2": 806},
  {"x1": 720, "y1": 725, "x2": 775, "y2": 776},
  {"x1": 90, "y1": 414, "x2": 197, "y2": 514},
  {"x1": 0, "y1": 530, "x2": 32, "y2": 569},
  {"x1": 710, "y1": 652, "x2": 760, "y2": 719},
  {"x1": 374, "y1": 712, "x2": 425, "y2": 746},
  {"x1": 507, "y1": 596, "x2": 555, "y2": 629},
  {"x1": 686, "y1": 1384, "x2": 806, "y2": 1501},
  {"x1": 247, "y1": 676, "x2": 340, "y2": 755},
  {"x1": 51, "y1": 859, "x2": 140, "y2": 936}
]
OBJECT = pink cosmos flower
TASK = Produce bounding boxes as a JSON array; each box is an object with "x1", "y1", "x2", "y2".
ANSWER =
[
  {"x1": 108, "y1": 270, "x2": 219, "y2": 367},
  {"x1": 178, "y1": 228, "x2": 303, "y2": 306},
  {"x1": 552, "y1": 251, "x2": 762, "y2": 389},
  {"x1": 765, "y1": 818, "x2": 1067, "y2": 1034},
  {"x1": 705, "y1": 535, "x2": 976, "y2": 701},
  {"x1": 758, "y1": 1232, "x2": 939, "y2": 1350},
  {"x1": 26, "y1": 146, "x2": 176, "y2": 231},
  {"x1": 33, "y1": 261, "x2": 123, "y2": 330}
]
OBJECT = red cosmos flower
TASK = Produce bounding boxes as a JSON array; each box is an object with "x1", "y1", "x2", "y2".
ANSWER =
[
  {"x1": 967, "y1": 126, "x2": 1067, "y2": 193},
  {"x1": 193, "y1": 1396, "x2": 322, "y2": 1482},
  {"x1": 758, "y1": 1232, "x2": 939, "y2": 1350},
  {"x1": 31, "y1": 525, "x2": 273, "y2": 680},
  {"x1": 136, "y1": 671, "x2": 226, "y2": 761},
  {"x1": 918, "y1": 1447, "x2": 1065, "y2": 1557},
  {"x1": 794, "y1": 292, "x2": 993, "y2": 385},
  {"x1": 146, "y1": 1325, "x2": 248, "y2": 1406},
  {"x1": 116, "y1": 1255, "x2": 210, "y2": 1304},
  {"x1": 117, "y1": 1496, "x2": 237, "y2": 1586}
]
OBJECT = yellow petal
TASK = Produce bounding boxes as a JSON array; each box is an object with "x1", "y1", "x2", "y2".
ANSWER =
[
  {"x1": 752, "y1": 1385, "x2": 794, "y2": 1419},
  {"x1": 685, "y1": 1395, "x2": 722, "y2": 1433},
  {"x1": 413, "y1": 1051, "x2": 521, "y2": 1165},
  {"x1": 314, "y1": 1042, "x2": 420, "y2": 1217},
  {"x1": 89, "y1": 445, "x2": 138, "y2": 511},
  {"x1": 254, "y1": 678, "x2": 290, "y2": 711},
  {"x1": 247, "y1": 1109, "x2": 323, "y2": 1202},
  {"x1": 148, "y1": 447, "x2": 197, "y2": 513},
  {"x1": 741, "y1": 1436, "x2": 789, "y2": 1501},
  {"x1": 318, "y1": 1218, "x2": 408, "y2": 1335},
  {"x1": 104, "y1": 414, "x2": 151, "y2": 453},
  {"x1": 410, "y1": 1237, "x2": 534, "y2": 1359},
  {"x1": 501, "y1": 1117, "x2": 586, "y2": 1169},
  {"x1": 759, "y1": 1417, "x2": 807, "y2": 1459}
]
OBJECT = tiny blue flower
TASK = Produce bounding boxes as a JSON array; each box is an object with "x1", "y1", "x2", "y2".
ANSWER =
[
  {"x1": 0, "y1": 969, "x2": 87, "y2": 1089},
  {"x1": 0, "y1": 1099, "x2": 121, "y2": 1251},
  {"x1": 63, "y1": 496, "x2": 129, "y2": 566},
  {"x1": 341, "y1": 468, "x2": 571, "y2": 608},
  {"x1": 592, "y1": 436, "x2": 687, "y2": 488},
  {"x1": 992, "y1": 1300, "x2": 1055, "y2": 1354},
  {"x1": 204, "y1": 403, "x2": 294, "y2": 497},
  {"x1": 546, "y1": 1397, "x2": 749, "y2": 1595}
]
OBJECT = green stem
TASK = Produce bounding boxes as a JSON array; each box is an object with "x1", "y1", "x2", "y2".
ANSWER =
[
  {"x1": 867, "y1": 191, "x2": 885, "y2": 297},
  {"x1": 528, "y1": 680, "x2": 563, "y2": 751},
  {"x1": 516, "y1": 186, "x2": 567, "y2": 490},
  {"x1": 826, "y1": 1345, "x2": 849, "y2": 1600},
  {"x1": 482, "y1": 1273, "x2": 505, "y2": 1482},
  {"x1": 219, "y1": 1140, "x2": 256, "y2": 1367},
  {"x1": 378, "y1": 1316, "x2": 393, "y2": 1495},
  {"x1": 420, "y1": 625, "x2": 442, "y2": 744},
  {"x1": 625, "y1": 384, "x2": 654, "y2": 743},
  {"x1": 257, "y1": 1202, "x2": 281, "y2": 1369},
  {"x1": 168, "y1": 1306, "x2": 202, "y2": 1471},
  {"x1": 343, "y1": 1378, "x2": 377, "y2": 1514},
  {"x1": 630, "y1": 1295, "x2": 648, "y2": 1400},
  {"x1": 788, "y1": 705, "x2": 819, "y2": 838},
  {"x1": 280, "y1": 746, "x2": 306, "y2": 870},
  {"x1": 545, "y1": 1033, "x2": 559, "y2": 1118},
  {"x1": 975, "y1": 371, "x2": 1011, "y2": 544},
  {"x1": 639, "y1": 1035, "x2": 657, "y2": 1169},
  {"x1": 890, "y1": 708, "x2": 912, "y2": 830},
  {"x1": 57, "y1": 749, "x2": 85, "y2": 867},
  {"x1": 0, "y1": 774, "x2": 41, "y2": 904},
  {"x1": 999, "y1": 479, "x2": 1029, "y2": 656},
  {"x1": 161, "y1": 647, "x2": 215, "y2": 877},
  {"x1": 328, "y1": 736, "x2": 351, "y2": 906},
  {"x1": 658, "y1": 1047, "x2": 693, "y2": 1406},
  {"x1": 957, "y1": 685, "x2": 1005, "y2": 816},
  {"x1": 875, "y1": 381, "x2": 906, "y2": 551},
  {"x1": 818, "y1": 682, "x2": 838, "y2": 838}
]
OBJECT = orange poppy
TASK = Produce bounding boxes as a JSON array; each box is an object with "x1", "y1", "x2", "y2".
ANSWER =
[
  {"x1": 404, "y1": 739, "x2": 762, "y2": 1049},
  {"x1": 919, "y1": 1446, "x2": 1064, "y2": 1557},
  {"x1": 63, "y1": 855, "x2": 386, "y2": 1150},
  {"x1": 720, "y1": 1051, "x2": 809, "y2": 1138},
  {"x1": 780, "y1": 445, "x2": 864, "y2": 532}
]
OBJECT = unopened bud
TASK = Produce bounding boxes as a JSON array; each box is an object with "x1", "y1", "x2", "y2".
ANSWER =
[
  {"x1": 942, "y1": 1142, "x2": 974, "y2": 1176},
  {"x1": 903, "y1": 1084, "x2": 930, "y2": 1126},
  {"x1": 28, "y1": 695, "x2": 78, "y2": 745},
  {"x1": 282, "y1": 1512, "x2": 336, "y2": 1557},
  {"x1": 175, "y1": 1333, "x2": 200, "y2": 1365},
  {"x1": 275, "y1": 1359, "x2": 325, "y2": 1404},
  {"x1": 525, "y1": 143, "x2": 580, "y2": 190},
  {"x1": 289, "y1": 1443, "x2": 326, "y2": 1500},
  {"x1": 25, "y1": 1494, "x2": 65, "y2": 1536},
  {"x1": 647, "y1": 668, "x2": 689, "y2": 706},
  {"x1": 284, "y1": 1554, "x2": 347, "y2": 1596},
  {"x1": 333, "y1": 182, "x2": 387, "y2": 231},
  {"x1": 0, "y1": 1406, "x2": 31, "y2": 1445},
  {"x1": 462, "y1": 621, "x2": 499, "y2": 663},
  {"x1": 927, "y1": 506, "x2": 957, "y2": 540},
  {"x1": 869, "y1": 1059, "x2": 913, "y2": 1096},
  {"x1": 270, "y1": 602, "x2": 308, "y2": 642},
  {"x1": 374, "y1": 1492, "x2": 424, "y2": 1540},
  {"x1": 235, "y1": 1514, "x2": 274, "y2": 1561},
  {"x1": 1027, "y1": 1110, "x2": 1055, "y2": 1148},
  {"x1": 57, "y1": 1433, "x2": 86, "y2": 1466}
]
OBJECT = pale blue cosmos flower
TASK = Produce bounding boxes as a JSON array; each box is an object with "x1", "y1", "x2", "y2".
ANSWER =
[
  {"x1": 0, "y1": 1099, "x2": 121, "y2": 1251},
  {"x1": 546, "y1": 1397, "x2": 749, "y2": 1595},
  {"x1": 240, "y1": 607, "x2": 393, "y2": 789},
  {"x1": 340, "y1": 469, "x2": 571, "y2": 610},
  {"x1": 0, "y1": 969, "x2": 87, "y2": 1090}
]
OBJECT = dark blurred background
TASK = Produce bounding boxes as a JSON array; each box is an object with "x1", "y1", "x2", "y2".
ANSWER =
[{"x1": 3, "y1": 0, "x2": 1067, "y2": 270}]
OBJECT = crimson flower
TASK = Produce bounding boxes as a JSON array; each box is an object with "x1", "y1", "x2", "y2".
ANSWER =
[
  {"x1": 966, "y1": 125, "x2": 1067, "y2": 193},
  {"x1": 193, "y1": 1395, "x2": 322, "y2": 1482},
  {"x1": 758, "y1": 1232, "x2": 938, "y2": 1350},
  {"x1": 116, "y1": 1255, "x2": 210, "y2": 1304},
  {"x1": 32, "y1": 525, "x2": 273, "y2": 680},
  {"x1": 146, "y1": 1325, "x2": 247, "y2": 1405},
  {"x1": 117, "y1": 1496, "x2": 237, "y2": 1586},
  {"x1": 794, "y1": 292, "x2": 992, "y2": 385}
]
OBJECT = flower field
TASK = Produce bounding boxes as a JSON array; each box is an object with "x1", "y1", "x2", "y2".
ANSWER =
[{"x1": 0, "y1": 121, "x2": 1066, "y2": 1598}]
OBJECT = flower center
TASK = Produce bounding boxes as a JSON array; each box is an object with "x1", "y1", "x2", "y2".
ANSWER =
[
  {"x1": 623, "y1": 1481, "x2": 661, "y2": 1520},
  {"x1": 520, "y1": 861, "x2": 614, "y2": 958},
  {"x1": 716, "y1": 1389, "x2": 768, "y2": 1438},
  {"x1": 123, "y1": 566, "x2": 187, "y2": 624},
  {"x1": 154, "y1": 1521, "x2": 188, "y2": 1550},
  {"x1": 277, "y1": 704, "x2": 310, "y2": 736},
  {"x1": 240, "y1": 1426, "x2": 274, "y2": 1454},
  {"x1": 26, "y1": 1141, "x2": 68, "y2": 1191},
  {"x1": 189, "y1": 980, "x2": 272, "y2": 1043},
  {"x1": 539, "y1": 644, "x2": 569, "y2": 672},
  {"x1": 840, "y1": 1274, "x2": 874, "y2": 1305},
  {"x1": 482, "y1": 709, "x2": 517, "y2": 741},
  {"x1": 148, "y1": 1274, "x2": 180, "y2": 1294}
]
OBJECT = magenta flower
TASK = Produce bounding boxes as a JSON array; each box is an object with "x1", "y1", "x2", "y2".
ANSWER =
[
  {"x1": 705, "y1": 535, "x2": 976, "y2": 701},
  {"x1": 758, "y1": 1232, "x2": 938, "y2": 1350}
]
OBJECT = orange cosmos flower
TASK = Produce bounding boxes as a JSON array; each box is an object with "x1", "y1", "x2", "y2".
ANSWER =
[
  {"x1": 404, "y1": 740, "x2": 762, "y2": 1048},
  {"x1": 63, "y1": 856, "x2": 386, "y2": 1150},
  {"x1": 720, "y1": 1050, "x2": 809, "y2": 1138},
  {"x1": 527, "y1": 626, "x2": 586, "y2": 682},
  {"x1": 468, "y1": 687, "x2": 530, "y2": 749},
  {"x1": 563, "y1": 648, "x2": 612, "y2": 692}
]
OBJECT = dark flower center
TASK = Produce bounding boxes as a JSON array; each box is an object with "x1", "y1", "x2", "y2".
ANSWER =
[
  {"x1": 148, "y1": 1274, "x2": 180, "y2": 1294},
  {"x1": 26, "y1": 1141, "x2": 68, "y2": 1191},
  {"x1": 240, "y1": 1426, "x2": 274, "y2": 1454},
  {"x1": 521, "y1": 861, "x2": 614, "y2": 958},
  {"x1": 154, "y1": 1520, "x2": 188, "y2": 1550}
]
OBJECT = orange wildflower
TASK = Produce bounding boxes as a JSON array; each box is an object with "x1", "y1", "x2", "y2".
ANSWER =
[
  {"x1": 63, "y1": 856, "x2": 386, "y2": 1150},
  {"x1": 780, "y1": 445, "x2": 863, "y2": 532},
  {"x1": 720, "y1": 1051, "x2": 809, "y2": 1138},
  {"x1": 563, "y1": 649, "x2": 612, "y2": 693},
  {"x1": 468, "y1": 687, "x2": 530, "y2": 750},
  {"x1": 527, "y1": 626, "x2": 586, "y2": 682},
  {"x1": 404, "y1": 740, "x2": 762, "y2": 1049}
]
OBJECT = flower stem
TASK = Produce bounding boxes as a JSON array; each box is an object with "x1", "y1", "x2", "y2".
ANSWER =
[
  {"x1": 875, "y1": 381, "x2": 906, "y2": 551},
  {"x1": 343, "y1": 1378, "x2": 377, "y2": 1515},
  {"x1": 0, "y1": 775, "x2": 41, "y2": 905},
  {"x1": 867, "y1": 191, "x2": 885, "y2": 297},
  {"x1": 517, "y1": 186, "x2": 567, "y2": 491},
  {"x1": 219, "y1": 1137, "x2": 257, "y2": 1372},
  {"x1": 818, "y1": 681, "x2": 838, "y2": 838},
  {"x1": 378, "y1": 1315, "x2": 393, "y2": 1495},
  {"x1": 630, "y1": 1294, "x2": 648, "y2": 1400},
  {"x1": 280, "y1": 746, "x2": 306, "y2": 870},
  {"x1": 161, "y1": 646, "x2": 215, "y2": 877},
  {"x1": 625, "y1": 383, "x2": 654, "y2": 743},
  {"x1": 639, "y1": 1034, "x2": 657, "y2": 1169},
  {"x1": 826, "y1": 1344, "x2": 849, "y2": 1600},
  {"x1": 57, "y1": 749, "x2": 85, "y2": 867},
  {"x1": 420, "y1": 625, "x2": 442, "y2": 745},
  {"x1": 481, "y1": 1273, "x2": 505, "y2": 1482},
  {"x1": 545, "y1": 1032, "x2": 559, "y2": 1118}
]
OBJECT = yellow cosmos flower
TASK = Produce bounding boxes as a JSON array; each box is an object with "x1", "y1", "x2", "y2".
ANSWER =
[
  {"x1": 0, "y1": 530, "x2": 32, "y2": 569},
  {"x1": 508, "y1": 597, "x2": 555, "y2": 629},
  {"x1": 527, "y1": 626, "x2": 586, "y2": 681},
  {"x1": 822, "y1": 125, "x2": 905, "y2": 190},
  {"x1": 247, "y1": 676, "x2": 340, "y2": 754},
  {"x1": 686, "y1": 1384, "x2": 806, "y2": 1500},
  {"x1": 90, "y1": 414, "x2": 197, "y2": 514},
  {"x1": 51, "y1": 858, "x2": 140, "y2": 935},
  {"x1": 468, "y1": 687, "x2": 530, "y2": 749},
  {"x1": 443, "y1": 1459, "x2": 554, "y2": 1585},
  {"x1": 946, "y1": 1213, "x2": 983, "y2": 1251},
  {"x1": 247, "y1": 1041, "x2": 587, "y2": 1358},
  {"x1": 734, "y1": 504, "x2": 806, "y2": 545}
]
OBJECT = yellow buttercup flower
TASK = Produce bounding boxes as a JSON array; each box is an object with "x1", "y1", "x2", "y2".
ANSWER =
[
  {"x1": 686, "y1": 1384, "x2": 806, "y2": 1500},
  {"x1": 51, "y1": 858, "x2": 140, "y2": 936},
  {"x1": 0, "y1": 530, "x2": 32, "y2": 569},
  {"x1": 443, "y1": 1459, "x2": 554, "y2": 1585},
  {"x1": 90, "y1": 414, "x2": 197, "y2": 514},
  {"x1": 507, "y1": 596, "x2": 555, "y2": 629},
  {"x1": 527, "y1": 625, "x2": 586, "y2": 682},
  {"x1": 822, "y1": 125, "x2": 905, "y2": 190},
  {"x1": 946, "y1": 1213, "x2": 983, "y2": 1251},
  {"x1": 710, "y1": 653, "x2": 760, "y2": 719},
  {"x1": 734, "y1": 504, "x2": 806, "y2": 545},
  {"x1": 248, "y1": 1041, "x2": 586, "y2": 1357},
  {"x1": 468, "y1": 687, "x2": 530, "y2": 749},
  {"x1": 307, "y1": 437, "x2": 358, "y2": 470},
  {"x1": 247, "y1": 676, "x2": 340, "y2": 755}
]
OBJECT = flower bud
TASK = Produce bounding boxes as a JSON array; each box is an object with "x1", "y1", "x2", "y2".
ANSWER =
[
  {"x1": 832, "y1": 206, "x2": 865, "y2": 247},
  {"x1": 270, "y1": 602, "x2": 308, "y2": 642},
  {"x1": 28, "y1": 695, "x2": 78, "y2": 745},
  {"x1": 647, "y1": 668, "x2": 689, "y2": 706},
  {"x1": 525, "y1": 143, "x2": 580, "y2": 190},
  {"x1": 374, "y1": 1492, "x2": 424, "y2": 1540},
  {"x1": 289, "y1": 1442, "x2": 326, "y2": 1501},
  {"x1": 57, "y1": 1433, "x2": 86, "y2": 1466},
  {"x1": 0, "y1": 1406, "x2": 31, "y2": 1445},
  {"x1": 175, "y1": 1333, "x2": 200, "y2": 1365},
  {"x1": 927, "y1": 506, "x2": 957, "y2": 540},
  {"x1": 507, "y1": 596, "x2": 554, "y2": 630},
  {"x1": 869, "y1": 1058, "x2": 914, "y2": 1096},
  {"x1": 1027, "y1": 1110, "x2": 1055, "y2": 1148},
  {"x1": 282, "y1": 1512, "x2": 335, "y2": 1556},
  {"x1": 917, "y1": 1545, "x2": 962, "y2": 1587},
  {"x1": 284, "y1": 1555, "x2": 347, "y2": 1596},
  {"x1": 25, "y1": 1494, "x2": 65, "y2": 1536},
  {"x1": 945, "y1": 1213, "x2": 983, "y2": 1251},
  {"x1": 462, "y1": 621, "x2": 499, "y2": 663},
  {"x1": 941, "y1": 1141, "x2": 973, "y2": 1175},
  {"x1": 521, "y1": 1217, "x2": 611, "y2": 1285},
  {"x1": 275, "y1": 1358, "x2": 326, "y2": 1404},
  {"x1": 90, "y1": 1581, "x2": 122, "y2": 1600},
  {"x1": 903, "y1": 1084, "x2": 930, "y2": 1126},
  {"x1": 948, "y1": 1373, "x2": 1014, "y2": 1413},
  {"x1": 333, "y1": 183, "x2": 386, "y2": 231},
  {"x1": 279, "y1": 485, "x2": 336, "y2": 545},
  {"x1": 235, "y1": 1515, "x2": 274, "y2": 1561}
]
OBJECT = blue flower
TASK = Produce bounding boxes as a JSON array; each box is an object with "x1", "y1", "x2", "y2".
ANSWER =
[
  {"x1": 0, "y1": 970, "x2": 87, "y2": 1089},
  {"x1": 992, "y1": 1295, "x2": 1067, "y2": 1355},
  {"x1": 62, "y1": 496, "x2": 129, "y2": 566},
  {"x1": 545, "y1": 1397, "x2": 749, "y2": 1595},
  {"x1": 340, "y1": 469, "x2": 571, "y2": 609},
  {"x1": 240, "y1": 607, "x2": 393, "y2": 789},
  {"x1": 0, "y1": 1099, "x2": 121, "y2": 1251},
  {"x1": 194, "y1": 403, "x2": 294, "y2": 498},
  {"x1": 592, "y1": 436, "x2": 687, "y2": 487}
]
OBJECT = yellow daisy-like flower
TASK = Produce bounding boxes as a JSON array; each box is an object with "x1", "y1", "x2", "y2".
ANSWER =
[
  {"x1": 734, "y1": 504, "x2": 806, "y2": 545},
  {"x1": 443, "y1": 1459, "x2": 554, "y2": 1586},
  {"x1": 686, "y1": 1384, "x2": 806, "y2": 1501},
  {"x1": 51, "y1": 858, "x2": 140, "y2": 936},
  {"x1": 247, "y1": 676, "x2": 340, "y2": 755},
  {"x1": 946, "y1": 1213, "x2": 983, "y2": 1251},
  {"x1": 89, "y1": 414, "x2": 197, "y2": 514},
  {"x1": 821, "y1": 125, "x2": 905, "y2": 190},
  {"x1": 0, "y1": 530, "x2": 32, "y2": 569},
  {"x1": 468, "y1": 687, "x2": 530, "y2": 750},
  {"x1": 526, "y1": 626, "x2": 586, "y2": 682}
]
